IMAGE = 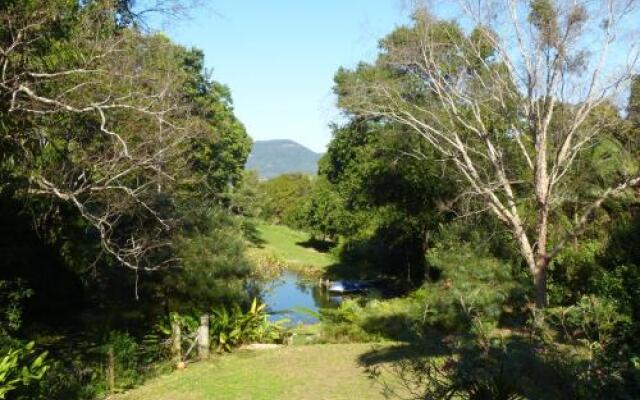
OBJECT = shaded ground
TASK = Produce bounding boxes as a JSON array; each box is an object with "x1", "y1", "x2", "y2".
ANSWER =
[{"x1": 115, "y1": 344, "x2": 399, "y2": 400}]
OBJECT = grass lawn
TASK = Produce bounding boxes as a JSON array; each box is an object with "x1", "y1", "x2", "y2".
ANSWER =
[
  {"x1": 115, "y1": 344, "x2": 397, "y2": 400},
  {"x1": 249, "y1": 223, "x2": 336, "y2": 275}
]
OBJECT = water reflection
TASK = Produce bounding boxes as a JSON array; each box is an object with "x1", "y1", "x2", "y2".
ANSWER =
[{"x1": 262, "y1": 271, "x2": 339, "y2": 324}]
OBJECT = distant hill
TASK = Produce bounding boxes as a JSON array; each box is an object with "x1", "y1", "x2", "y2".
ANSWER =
[{"x1": 246, "y1": 139, "x2": 322, "y2": 179}]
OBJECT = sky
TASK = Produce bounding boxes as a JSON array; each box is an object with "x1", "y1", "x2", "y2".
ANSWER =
[{"x1": 158, "y1": 1, "x2": 412, "y2": 153}]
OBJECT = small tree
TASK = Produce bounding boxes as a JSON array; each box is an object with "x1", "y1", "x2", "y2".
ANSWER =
[{"x1": 338, "y1": 0, "x2": 640, "y2": 307}]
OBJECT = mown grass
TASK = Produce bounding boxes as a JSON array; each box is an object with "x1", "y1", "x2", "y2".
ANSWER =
[
  {"x1": 248, "y1": 223, "x2": 335, "y2": 276},
  {"x1": 115, "y1": 344, "x2": 397, "y2": 400}
]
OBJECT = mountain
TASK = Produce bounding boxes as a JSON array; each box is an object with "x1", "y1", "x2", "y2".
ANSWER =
[{"x1": 246, "y1": 139, "x2": 322, "y2": 179}]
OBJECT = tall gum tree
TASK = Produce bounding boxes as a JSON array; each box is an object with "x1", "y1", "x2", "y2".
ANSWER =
[{"x1": 336, "y1": 0, "x2": 640, "y2": 307}]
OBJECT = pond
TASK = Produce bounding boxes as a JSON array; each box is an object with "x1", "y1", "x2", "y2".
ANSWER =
[{"x1": 262, "y1": 271, "x2": 341, "y2": 324}]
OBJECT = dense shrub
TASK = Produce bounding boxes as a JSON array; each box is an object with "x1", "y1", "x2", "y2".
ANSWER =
[
  {"x1": 319, "y1": 299, "x2": 393, "y2": 343},
  {"x1": 530, "y1": 296, "x2": 640, "y2": 398},
  {"x1": 319, "y1": 232, "x2": 524, "y2": 343},
  {"x1": 548, "y1": 240, "x2": 603, "y2": 305},
  {"x1": 210, "y1": 298, "x2": 290, "y2": 352},
  {"x1": 374, "y1": 313, "x2": 640, "y2": 400},
  {"x1": 25, "y1": 331, "x2": 170, "y2": 400},
  {"x1": 0, "y1": 342, "x2": 48, "y2": 400}
]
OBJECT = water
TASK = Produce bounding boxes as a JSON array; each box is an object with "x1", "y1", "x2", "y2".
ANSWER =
[{"x1": 262, "y1": 271, "x2": 340, "y2": 324}]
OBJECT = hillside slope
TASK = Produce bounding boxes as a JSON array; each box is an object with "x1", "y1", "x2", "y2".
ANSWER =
[{"x1": 246, "y1": 139, "x2": 321, "y2": 179}]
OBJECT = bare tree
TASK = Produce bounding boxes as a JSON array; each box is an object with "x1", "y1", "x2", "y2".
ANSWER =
[
  {"x1": 0, "y1": 1, "x2": 204, "y2": 274},
  {"x1": 339, "y1": 0, "x2": 640, "y2": 307}
]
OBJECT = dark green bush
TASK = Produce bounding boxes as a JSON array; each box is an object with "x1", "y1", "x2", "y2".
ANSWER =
[
  {"x1": 210, "y1": 298, "x2": 289, "y2": 352},
  {"x1": 25, "y1": 330, "x2": 170, "y2": 400},
  {"x1": 0, "y1": 342, "x2": 48, "y2": 400}
]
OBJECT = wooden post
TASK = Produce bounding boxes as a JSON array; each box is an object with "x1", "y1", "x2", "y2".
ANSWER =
[
  {"x1": 171, "y1": 315, "x2": 182, "y2": 365},
  {"x1": 197, "y1": 314, "x2": 210, "y2": 360},
  {"x1": 107, "y1": 346, "x2": 115, "y2": 394}
]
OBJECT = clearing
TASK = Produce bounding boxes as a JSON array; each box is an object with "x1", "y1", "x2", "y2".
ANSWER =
[
  {"x1": 248, "y1": 223, "x2": 336, "y2": 274},
  {"x1": 115, "y1": 343, "x2": 397, "y2": 400}
]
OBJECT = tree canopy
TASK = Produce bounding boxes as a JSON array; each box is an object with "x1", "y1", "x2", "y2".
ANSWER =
[{"x1": 331, "y1": 1, "x2": 640, "y2": 306}]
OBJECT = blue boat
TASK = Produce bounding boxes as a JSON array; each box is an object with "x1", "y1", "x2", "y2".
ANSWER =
[{"x1": 327, "y1": 280, "x2": 369, "y2": 294}]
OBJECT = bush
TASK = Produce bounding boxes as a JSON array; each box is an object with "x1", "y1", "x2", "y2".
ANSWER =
[
  {"x1": 538, "y1": 295, "x2": 630, "y2": 345},
  {"x1": 27, "y1": 331, "x2": 170, "y2": 400},
  {"x1": 0, "y1": 280, "x2": 33, "y2": 336},
  {"x1": 318, "y1": 240, "x2": 524, "y2": 343},
  {"x1": 210, "y1": 298, "x2": 289, "y2": 352},
  {"x1": 375, "y1": 312, "x2": 639, "y2": 400},
  {"x1": 320, "y1": 295, "x2": 435, "y2": 343},
  {"x1": 420, "y1": 242, "x2": 523, "y2": 333},
  {"x1": 319, "y1": 299, "x2": 386, "y2": 343},
  {"x1": 548, "y1": 240, "x2": 603, "y2": 305},
  {"x1": 532, "y1": 296, "x2": 640, "y2": 399},
  {"x1": 0, "y1": 342, "x2": 48, "y2": 400}
]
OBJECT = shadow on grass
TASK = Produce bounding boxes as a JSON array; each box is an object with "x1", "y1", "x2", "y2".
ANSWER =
[
  {"x1": 244, "y1": 222, "x2": 266, "y2": 247},
  {"x1": 295, "y1": 237, "x2": 336, "y2": 253},
  {"x1": 356, "y1": 332, "x2": 615, "y2": 400},
  {"x1": 357, "y1": 335, "x2": 452, "y2": 369}
]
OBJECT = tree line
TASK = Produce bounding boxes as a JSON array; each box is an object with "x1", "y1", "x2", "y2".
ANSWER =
[
  {"x1": 0, "y1": 1, "x2": 258, "y2": 397},
  {"x1": 253, "y1": 2, "x2": 640, "y2": 396},
  {"x1": 260, "y1": 0, "x2": 640, "y2": 308}
]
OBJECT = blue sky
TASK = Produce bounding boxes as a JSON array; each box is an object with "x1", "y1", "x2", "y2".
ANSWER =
[{"x1": 159, "y1": 1, "x2": 411, "y2": 152}]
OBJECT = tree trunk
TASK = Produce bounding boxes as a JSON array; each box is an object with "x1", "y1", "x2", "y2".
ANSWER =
[
  {"x1": 107, "y1": 347, "x2": 115, "y2": 394},
  {"x1": 170, "y1": 316, "x2": 182, "y2": 364},
  {"x1": 422, "y1": 229, "x2": 433, "y2": 282},
  {"x1": 533, "y1": 258, "x2": 548, "y2": 308},
  {"x1": 197, "y1": 314, "x2": 210, "y2": 360}
]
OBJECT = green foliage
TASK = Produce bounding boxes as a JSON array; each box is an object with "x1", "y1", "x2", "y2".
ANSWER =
[
  {"x1": 528, "y1": 298, "x2": 640, "y2": 399},
  {"x1": 418, "y1": 224, "x2": 525, "y2": 330},
  {"x1": 319, "y1": 298, "x2": 413, "y2": 343},
  {"x1": 376, "y1": 309, "x2": 639, "y2": 400},
  {"x1": 179, "y1": 47, "x2": 252, "y2": 204},
  {"x1": 0, "y1": 4, "x2": 256, "y2": 399},
  {"x1": 538, "y1": 295, "x2": 630, "y2": 345},
  {"x1": 597, "y1": 212, "x2": 640, "y2": 319},
  {"x1": 0, "y1": 281, "x2": 48, "y2": 399},
  {"x1": 101, "y1": 331, "x2": 155, "y2": 391},
  {"x1": 167, "y1": 209, "x2": 252, "y2": 313},
  {"x1": 0, "y1": 281, "x2": 33, "y2": 335},
  {"x1": 316, "y1": 118, "x2": 458, "y2": 281},
  {"x1": 259, "y1": 174, "x2": 314, "y2": 228},
  {"x1": 528, "y1": 0, "x2": 560, "y2": 47},
  {"x1": 378, "y1": 348, "x2": 525, "y2": 400},
  {"x1": 330, "y1": 0, "x2": 639, "y2": 307},
  {"x1": 319, "y1": 228, "x2": 523, "y2": 343},
  {"x1": 630, "y1": 75, "x2": 640, "y2": 128},
  {"x1": 0, "y1": 342, "x2": 48, "y2": 400},
  {"x1": 1, "y1": 0, "x2": 253, "y2": 288},
  {"x1": 209, "y1": 298, "x2": 289, "y2": 352},
  {"x1": 548, "y1": 240, "x2": 603, "y2": 304},
  {"x1": 302, "y1": 177, "x2": 350, "y2": 241},
  {"x1": 29, "y1": 331, "x2": 170, "y2": 400}
]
